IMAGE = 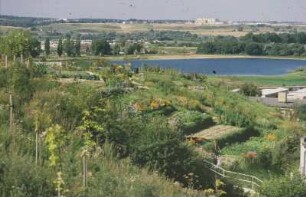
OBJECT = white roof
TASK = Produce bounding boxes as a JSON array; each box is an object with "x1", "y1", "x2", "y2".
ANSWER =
[
  {"x1": 294, "y1": 88, "x2": 306, "y2": 93},
  {"x1": 261, "y1": 88, "x2": 288, "y2": 96}
]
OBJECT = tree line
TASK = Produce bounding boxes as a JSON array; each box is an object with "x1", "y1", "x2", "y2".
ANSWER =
[{"x1": 197, "y1": 32, "x2": 306, "y2": 56}]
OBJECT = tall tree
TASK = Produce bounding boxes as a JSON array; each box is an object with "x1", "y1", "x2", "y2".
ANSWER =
[
  {"x1": 64, "y1": 36, "x2": 74, "y2": 57},
  {"x1": 2, "y1": 30, "x2": 31, "y2": 59},
  {"x1": 45, "y1": 38, "x2": 50, "y2": 56},
  {"x1": 57, "y1": 38, "x2": 63, "y2": 57},
  {"x1": 29, "y1": 38, "x2": 41, "y2": 58},
  {"x1": 75, "y1": 36, "x2": 81, "y2": 57}
]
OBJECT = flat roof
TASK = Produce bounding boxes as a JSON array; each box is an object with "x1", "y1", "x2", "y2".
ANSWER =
[{"x1": 261, "y1": 88, "x2": 288, "y2": 96}]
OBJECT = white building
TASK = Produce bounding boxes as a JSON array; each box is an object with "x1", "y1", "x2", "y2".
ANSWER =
[
  {"x1": 261, "y1": 87, "x2": 288, "y2": 98},
  {"x1": 287, "y1": 88, "x2": 306, "y2": 101},
  {"x1": 194, "y1": 17, "x2": 223, "y2": 25}
]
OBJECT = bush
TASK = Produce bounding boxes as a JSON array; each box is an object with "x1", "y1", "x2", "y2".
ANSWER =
[
  {"x1": 217, "y1": 127, "x2": 260, "y2": 149},
  {"x1": 171, "y1": 110, "x2": 214, "y2": 135},
  {"x1": 0, "y1": 152, "x2": 54, "y2": 197},
  {"x1": 131, "y1": 138, "x2": 214, "y2": 189},
  {"x1": 261, "y1": 173, "x2": 306, "y2": 197},
  {"x1": 240, "y1": 83, "x2": 261, "y2": 97}
]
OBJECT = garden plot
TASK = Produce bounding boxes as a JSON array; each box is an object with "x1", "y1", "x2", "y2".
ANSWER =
[{"x1": 187, "y1": 125, "x2": 241, "y2": 141}]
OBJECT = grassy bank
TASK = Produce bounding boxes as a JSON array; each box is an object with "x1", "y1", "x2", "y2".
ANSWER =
[
  {"x1": 43, "y1": 53, "x2": 306, "y2": 62},
  {"x1": 230, "y1": 70, "x2": 306, "y2": 86}
]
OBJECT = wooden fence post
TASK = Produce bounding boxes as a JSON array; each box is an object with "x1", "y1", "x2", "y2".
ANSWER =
[{"x1": 5, "y1": 55, "x2": 8, "y2": 68}]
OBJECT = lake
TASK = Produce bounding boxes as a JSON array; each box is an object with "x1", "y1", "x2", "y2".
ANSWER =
[{"x1": 114, "y1": 58, "x2": 306, "y2": 76}]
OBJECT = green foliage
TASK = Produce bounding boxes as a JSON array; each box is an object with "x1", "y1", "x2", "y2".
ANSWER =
[
  {"x1": 295, "y1": 104, "x2": 306, "y2": 122},
  {"x1": 261, "y1": 173, "x2": 306, "y2": 197},
  {"x1": 75, "y1": 36, "x2": 81, "y2": 57},
  {"x1": 131, "y1": 137, "x2": 214, "y2": 189},
  {"x1": 28, "y1": 37, "x2": 41, "y2": 58},
  {"x1": 45, "y1": 38, "x2": 50, "y2": 56},
  {"x1": 126, "y1": 43, "x2": 143, "y2": 55},
  {"x1": 0, "y1": 152, "x2": 54, "y2": 197},
  {"x1": 197, "y1": 41, "x2": 245, "y2": 54},
  {"x1": 86, "y1": 143, "x2": 201, "y2": 197},
  {"x1": 64, "y1": 35, "x2": 75, "y2": 57},
  {"x1": 245, "y1": 42, "x2": 263, "y2": 55},
  {"x1": 0, "y1": 30, "x2": 41, "y2": 58},
  {"x1": 44, "y1": 125, "x2": 67, "y2": 167},
  {"x1": 240, "y1": 83, "x2": 261, "y2": 96},
  {"x1": 0, "y1": 58, "x2": 304, "y2": 196},
  {"x1": 242, "y1": 32, "x2": 306, "y2": 44},
  {"x1": 171, "y1": 110, "x2": 214, "y2": 135},
  {"x1": 32, "y1": 63, "x2": 48, "y2": 77},
  {"x1": 91, "y1": 39, "x2": 112, "y2": 56},
  {"x1": 217, "y1": 127, "x2": 260, "y2": 149},
  {"x1": 57, "y1": 38, "x2": 63, "y2": 57}
]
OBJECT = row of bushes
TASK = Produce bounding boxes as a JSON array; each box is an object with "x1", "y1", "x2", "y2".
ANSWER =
[{"x1": 197, "y1": 41, "x2": 305, "y2": 56}]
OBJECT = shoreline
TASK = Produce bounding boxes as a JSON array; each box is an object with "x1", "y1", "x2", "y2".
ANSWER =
[
  {"x1": 104, "y1": 54, "x2": 306, "y2": 61},
  {"x1": 44, "y1": 54, "x2": 306, "y2": 62}
]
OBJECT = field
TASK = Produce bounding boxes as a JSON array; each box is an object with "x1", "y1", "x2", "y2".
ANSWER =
[
  {"x1": 39, "y1": 22, "x2": 306, "y2": 37},
  {"x1": 0, "y1": 25, "x2": 25, "y2": 34}
]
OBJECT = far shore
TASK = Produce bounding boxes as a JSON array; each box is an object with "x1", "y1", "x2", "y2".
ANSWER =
[
  {"x1": 43, "y1": 54, "x2": 306, "y2": 62},
  {"x1": 104, "y1": 54, "x2": 306, "y2": 61}
]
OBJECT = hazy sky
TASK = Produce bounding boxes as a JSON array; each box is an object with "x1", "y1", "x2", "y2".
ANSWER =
[{"x1": 1, "y1": 0, "x2": 306, "y2": 22}]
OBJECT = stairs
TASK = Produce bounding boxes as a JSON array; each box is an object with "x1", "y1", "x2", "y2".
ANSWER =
[{"x1": 204, "y1": 159, "x2": 263, "y2": 196}]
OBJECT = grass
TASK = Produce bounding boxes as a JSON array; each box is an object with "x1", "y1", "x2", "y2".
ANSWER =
[
  {"x1": 233, "y1": 71, "x2": 306, "y2": 86},
  {"x1": 0, "y1": 25, "x2": 25, "y2": 34}
]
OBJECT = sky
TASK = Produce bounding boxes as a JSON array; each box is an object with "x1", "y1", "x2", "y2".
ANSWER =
[{"x1": 0, "y1": 0, "x2": 306, "y2": 22}]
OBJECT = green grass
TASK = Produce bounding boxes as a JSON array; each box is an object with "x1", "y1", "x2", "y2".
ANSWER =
[
  {"x1": 238, "y1": 72, "x2": 306, "y2": 86},
  {"x1": 211, "y1": 71, "x2": 306, "y2": 87}
]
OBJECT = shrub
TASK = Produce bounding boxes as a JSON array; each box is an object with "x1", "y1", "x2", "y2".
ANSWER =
[
  {"x1": 217, "y1": 127, "x2": 260, "y2": 149},
  {"x1": 171, "y1": 110, "x2": 214, "y2": 135},
  {"x1": 240, "y1": 83, "x2": 261, "y2": 96},
  {"x1": 261, "y1": 173, "x2": 306, "y2": 197}
]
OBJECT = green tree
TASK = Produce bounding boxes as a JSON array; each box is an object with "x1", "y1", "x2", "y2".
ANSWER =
[
  {"x1": 44, "y1": 124, "x2": 67, "y2": 167},
  {"x1": 2, "y1": 30, "x2": 31, "y2": 59},
  {"x1": 126, "y1": 43, "x2": 143, "y2": 55},
  {"x1": 57, "y1": 38, "x2": 63, "y2": 57},
  {"x1": 245, "y1": 43, "x2": 263, "y2": 55},
  {"x1": 75, "y1": 36, "x2": 81, "y2": 57},
  {"x1": 64, "y1": 35, "x2": 75, "y2": 57},
  {"x1": 91, "y1": 40, "x2": 111, "y2": 56},
  {"x1": 29, "y1": 38, "x2": 41, "y2": 58},
  {"x1": 45, "y1": 38, "x2": 50, "y2": 56},
  {"x1": 197, "y1": 42, "x2": 217, "y2": 54}
]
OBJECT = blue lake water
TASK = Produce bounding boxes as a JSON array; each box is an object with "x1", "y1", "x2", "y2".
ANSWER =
[{"x1": 114, "y1": 58, "x2": 306, "y2": 76}]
